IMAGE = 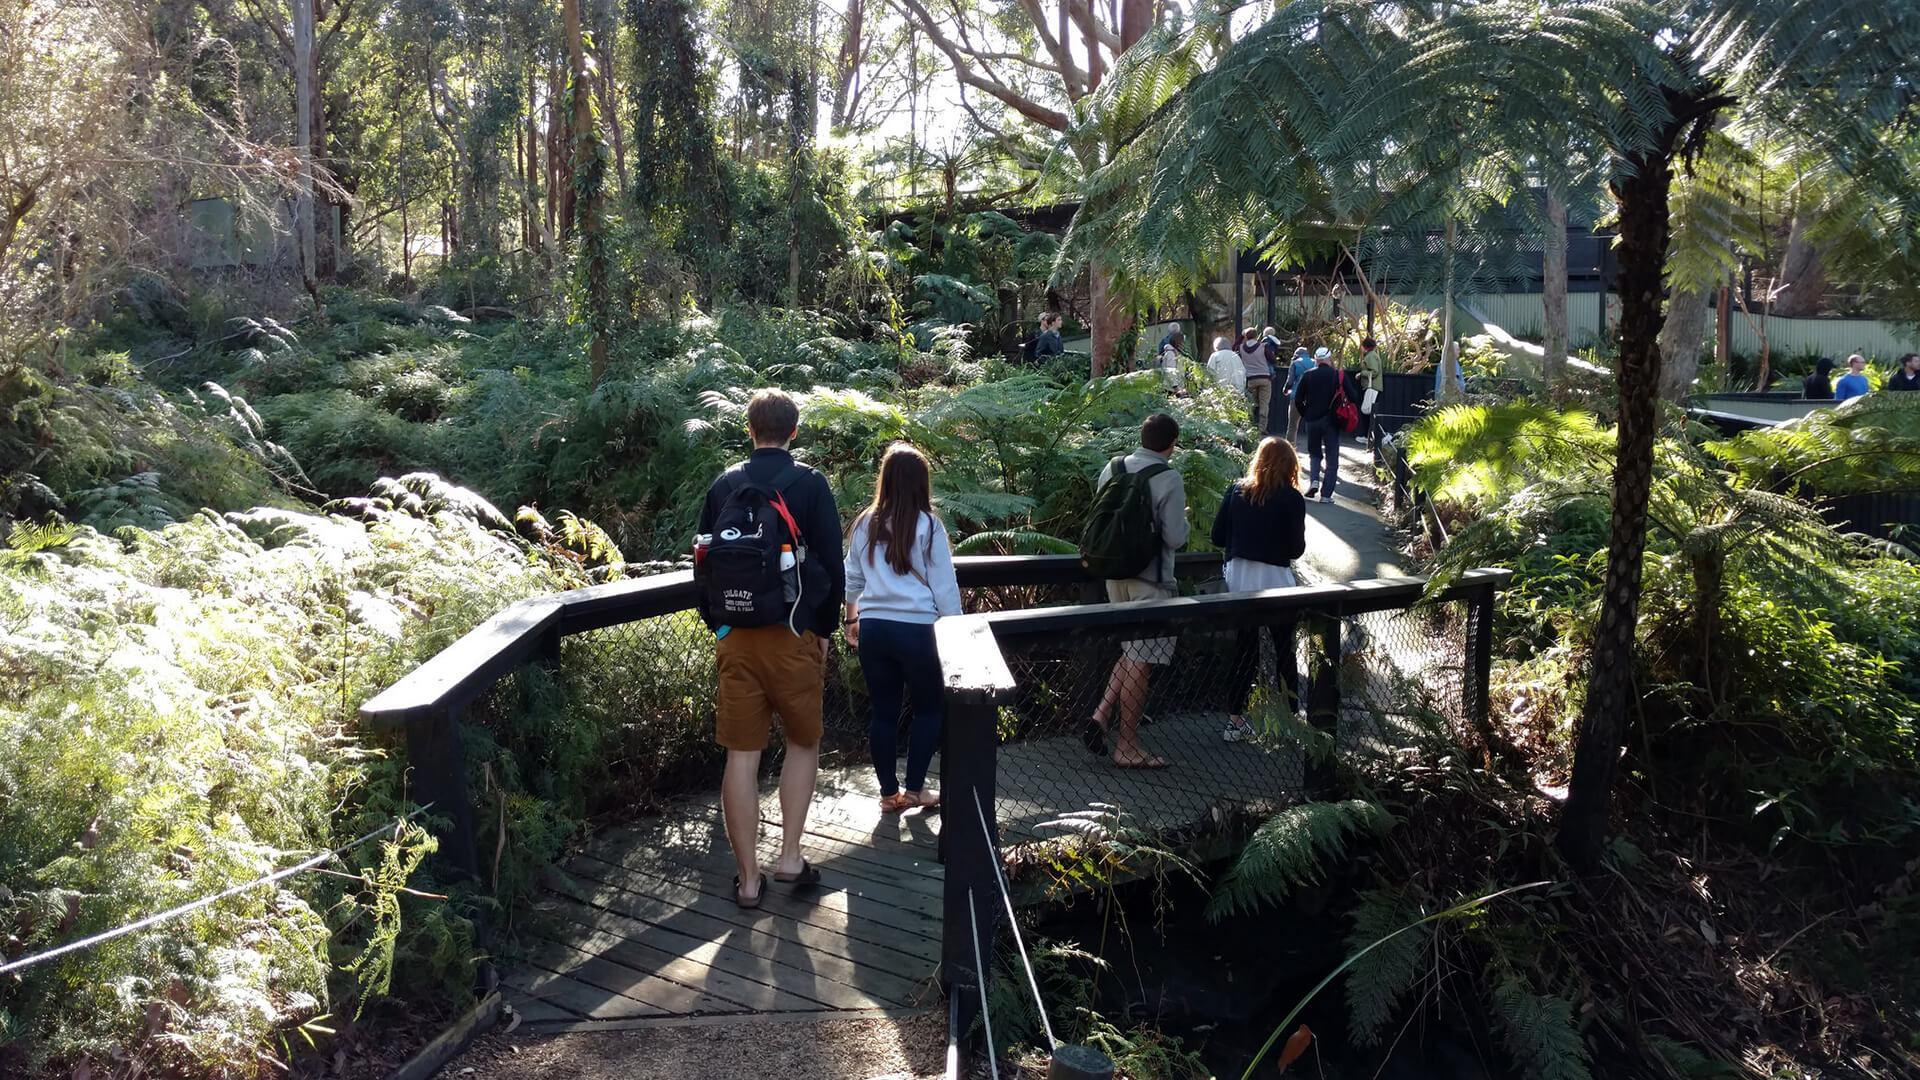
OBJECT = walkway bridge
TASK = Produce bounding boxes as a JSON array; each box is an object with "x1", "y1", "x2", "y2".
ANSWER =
[{"x1": 363, "y1": 533, "x2": 1507, "y2": 1067}]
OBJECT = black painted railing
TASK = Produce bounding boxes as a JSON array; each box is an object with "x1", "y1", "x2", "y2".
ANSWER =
[
  {"x1": 932, "y1": 567, "x2": 1510, "y2": 1064},
  {"x1": 359, "y1": 552, "x2": 1226, "y2": 878}
]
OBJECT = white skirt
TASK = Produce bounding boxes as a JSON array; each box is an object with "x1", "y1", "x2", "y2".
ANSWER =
[{"x1": 1224, "y1": 558, "x2": 1298, "y2": 593}]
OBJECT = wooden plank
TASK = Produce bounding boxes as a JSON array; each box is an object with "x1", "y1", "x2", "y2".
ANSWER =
[
  {"x1": 555, "y1": 856, "x2": 939, "y2": 971},
  {"x1": 555, "y1": 571, "x2": 700, "y2": 634},
  {"x1": 504, "y1": 994, "x2": 579, "y2": 1025},
  {"x1": 535, "y1": 896, "x2": 839, "y2": 1012},
  {"x1": 576, "y1": 848, "x2": 945, "y2": 940},
  {"x1": 361, "y1": 597, "x2": 562, "y2": 728},
  {"x1": 519, "y1": 936, "x2": 740, "y2": 1015},
  {"x1": 547, "y1": 872, "x2": 935, "y2": 1004},
  {"x1": 390, "y1": 992, "x2": 502, "y2": 1080},
  {"x1": 503, "y1": 963, "x2": 668, "y2": 1020}
]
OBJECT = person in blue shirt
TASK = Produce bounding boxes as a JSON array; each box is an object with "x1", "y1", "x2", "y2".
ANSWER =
[
  {"x1": 1834, "y1": 354, "x2": 1871, "y2": 402},
  {"x1": 1284, "y1": 346, "x2": 1315, "y2": 443}
]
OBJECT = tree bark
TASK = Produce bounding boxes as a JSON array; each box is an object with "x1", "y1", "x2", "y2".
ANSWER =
[
  {"x1": 1557, "y1": 128, "x2": 1682, "y2": 874},
  {"x1": 1542, "y1": 187, "x2": 1569, "y2": 391},
  {"x1": 291, "y1": 0, "x2": 322, "y2": 311},
  {"x1": 1658, "y1": 286, "x2": 1710, "y2": 401},
  {"x1": 1771, "y1": 212, "x2": 1826, "y2": 317},
  {"x1": 562, "y1": 0, "x2": 608, "y2": 380}
]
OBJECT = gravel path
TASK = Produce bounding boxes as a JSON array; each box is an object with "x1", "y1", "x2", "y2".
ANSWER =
[{"x1": 451, "y1": 1011, "x2": 950, "y2": 1080}]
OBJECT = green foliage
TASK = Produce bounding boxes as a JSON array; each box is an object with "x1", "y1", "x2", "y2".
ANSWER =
[
  {"x1": 1706, "y1": 392, "x2": 1920, "y2": 497},
  {"x1": 1490, "y1": 976, "x2": 1591, "y2": 1080},
  {"x1": 1205, "y1": 800, "x2": 1392, "y2": 921},
  {"x1": 1343, "y1": 886, "x2": 1430, "y2": 1047}
]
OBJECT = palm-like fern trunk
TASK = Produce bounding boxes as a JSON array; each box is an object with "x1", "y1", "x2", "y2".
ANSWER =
[{"x1": 1557, "y1": 128, "x2": 1681, "y2": 873}]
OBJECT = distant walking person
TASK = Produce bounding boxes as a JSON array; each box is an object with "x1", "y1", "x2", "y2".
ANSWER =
[
  {"x1": 1293, "y1": 347, "x2": 1353, "y2": 503},
  {"x1": 1025, "y1": 312, "x2": 1065, "y2": 360},
  {"x1": 1890, "y1": 353, "x2": 1920, "y2": 392},
  {"x1": 694, "y1": 389, "x2": 843, "y2": 908},
  {"x1": 1238, "y1": 327, "x2": 1274, "y2": 432},
  {"x1": 1212, "y1": 437, "x2": 1307, "y2": 742},
  {"x1": 1207, "y1": 335, "x2": 1248, "y2": 393},
  {"x1": 844, "y1": 443, "x2": 962, "y2": 815},
  {"x1": 1835, "y1": 354, "x2": 1871, "y2": 402},
  {"x1": 1155, "y1": 326, "x2": 1188, "y2": 391},
  {"x1": 1803, "y1": 356, "x2": 1837, "y2": 400},
  {"x1": 1284, "y1": 346, "x2": 1315, "y2": 443},
  {"x1": 1080, "y1": 414, "x2": 1189, "y2": 770}
]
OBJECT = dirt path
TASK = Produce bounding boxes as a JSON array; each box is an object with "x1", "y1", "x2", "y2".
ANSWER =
[{"x1": 451, "y1": 1010, "x2": 949, "y2": 1080}]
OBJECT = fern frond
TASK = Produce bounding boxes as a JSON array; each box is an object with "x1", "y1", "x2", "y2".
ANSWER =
[
  {"x1": 1491, "y1": 976, "x2": 1591, "y2": 1080},
  {"x1": 1206, "y1": 800, "x2": 1392, "y2": 921},
  {"x1": 1344, "y1": 886, "x2": 1429, "y2": 1047}
]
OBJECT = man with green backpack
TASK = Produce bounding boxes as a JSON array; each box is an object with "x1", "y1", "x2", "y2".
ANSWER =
[{"x1": 1078, "y1": 413, "x2": 1189, "y2": 769}]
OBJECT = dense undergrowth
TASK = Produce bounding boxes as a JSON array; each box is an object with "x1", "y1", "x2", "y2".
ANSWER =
[{"x1": 0, "y1": 281, "x2": 1252, "y2": 1076}]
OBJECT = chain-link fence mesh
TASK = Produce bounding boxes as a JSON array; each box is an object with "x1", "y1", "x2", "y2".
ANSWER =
[{"x1": 978, "y1": 597, "x2": 1477, "y2": 866}]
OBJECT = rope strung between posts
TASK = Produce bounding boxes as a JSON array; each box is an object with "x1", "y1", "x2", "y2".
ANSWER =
[
  {"x1": 0, "y1": 806, "x2": 432, "y2": 977},
  {"x1": 973, "y1": 787, "x2": 1057, "y2": 1051},
  {"x1": 967, "y1": 889, "x2": 1001, "y2": 1080}
]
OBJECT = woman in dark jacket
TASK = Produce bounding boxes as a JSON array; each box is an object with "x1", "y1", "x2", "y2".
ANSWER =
[{"x1": 1210, "y1": 437, "x2": 1309, "y2": 741}]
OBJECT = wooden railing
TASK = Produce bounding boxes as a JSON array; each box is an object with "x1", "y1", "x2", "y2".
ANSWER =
[
  {"x1": 932, "y1": 567, "x2": 1511, "y2": 1060},
  {"x1": 359, "y1": 552, "x2": 1227, "y2": 878}
]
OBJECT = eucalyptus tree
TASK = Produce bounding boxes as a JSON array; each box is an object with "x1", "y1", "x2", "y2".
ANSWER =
[{"x1": 1076, "y1": 0, "x2": 1920, "y2": 870}]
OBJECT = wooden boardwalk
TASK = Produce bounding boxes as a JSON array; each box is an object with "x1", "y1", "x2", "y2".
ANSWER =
[{"x1": 502, "y1": 710, "x2": 1304, "y2": 1028}]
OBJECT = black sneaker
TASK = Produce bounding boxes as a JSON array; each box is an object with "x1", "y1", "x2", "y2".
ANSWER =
[{"x1": 1303, "y1": 486, "x2": 1319, "y2": 498}]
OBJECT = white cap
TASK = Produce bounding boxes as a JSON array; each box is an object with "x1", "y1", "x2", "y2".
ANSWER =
[{"x1": 1314, "y1": 347, "x2": 1332, "y2": 360}]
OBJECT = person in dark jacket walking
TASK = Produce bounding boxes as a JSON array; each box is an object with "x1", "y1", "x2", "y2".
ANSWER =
[
  {"x1": 1890, "y1": 353, "x2": 1920, "y2": 392},
  {"x1": 1292, "y1": 347, "x2": 1351, "y2": 502},
  {"x1": 1211, "y1": 437, "x2": 1308, "y2": 741},
  {"x1": 1803, "y1": 356, "x2": 1837, "y2": 400}
]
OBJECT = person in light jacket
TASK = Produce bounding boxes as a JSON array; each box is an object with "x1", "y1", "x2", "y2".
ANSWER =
[
  {"x1": 1207, "y1": 335, "x2": 1248, "y2": 393},
  {"x1": 845, "y1": 443, "x2": 963, "y2": 813}
]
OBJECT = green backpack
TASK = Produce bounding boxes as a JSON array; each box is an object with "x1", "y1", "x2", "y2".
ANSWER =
[{"x1": 1079, "y1": 456, "x2": 1172, "y2": 580}]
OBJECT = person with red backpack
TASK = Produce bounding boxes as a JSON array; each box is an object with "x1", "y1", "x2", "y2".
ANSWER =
[
  {"x1": 1291, "y1": 347, "x2": 1358, "y2": 503},
  {"x1": 693, "y1": 389, "x2": 844, "y2": 909},
  {"x1": 1078, "y1": 413, "x2": 1189, "y2": 769}
]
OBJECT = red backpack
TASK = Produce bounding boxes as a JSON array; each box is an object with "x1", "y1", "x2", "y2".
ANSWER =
[{"x1": 1332, "y1": 370, "x2": 1360, "y2": 433}]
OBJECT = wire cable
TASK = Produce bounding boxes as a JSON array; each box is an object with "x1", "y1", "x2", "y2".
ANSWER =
[
  {"x1": 967, "y1": 889, "x2": 1001, "y2": 1080},
  {"x1": 973, "y1": 787, "x2": 1057, "y2": 1050},
  {"x1": 0, "y1": 807, "x2": 430, "y2": 977}
]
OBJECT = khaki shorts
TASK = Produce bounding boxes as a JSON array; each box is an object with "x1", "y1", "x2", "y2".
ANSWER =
[
  {"x1": 1105, "y1": 578, "x2": 1177, "y2": 665},
  {"x1": 715, "y1": 625, "x2": 825, "y2": 751}
]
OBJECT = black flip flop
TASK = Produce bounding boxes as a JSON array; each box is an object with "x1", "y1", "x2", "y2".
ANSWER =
[
  {"x1": 734, "y1": 872, "x2": 769, "y2": 909},
  {"x1": 1081, "y1": 718, "x2": 1109, "y2": 756},
  {"x1": 773, "y1": 858, "x2": 821, "y2": 888}
]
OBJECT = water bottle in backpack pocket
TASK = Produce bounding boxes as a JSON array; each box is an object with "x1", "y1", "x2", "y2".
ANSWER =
[{"x1": 697, "y1": 464, "x2": 814, "y2": 629}]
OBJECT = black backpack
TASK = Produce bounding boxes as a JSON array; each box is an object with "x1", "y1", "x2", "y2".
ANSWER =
[
  {"x1": 698, "y1": 463, "x2": 817, "y2": 630},
  {"x1": 1078, "y1": 456, "x2": 1172, "y2": 581}
]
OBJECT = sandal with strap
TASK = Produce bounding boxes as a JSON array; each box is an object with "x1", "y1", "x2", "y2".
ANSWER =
[
  {"x1": 879, "y1": 792, "x2": 914, "y2": 814},
  {"x1": 773, "y1": 857, "x2": 821, "y2": 887},
  {"x1": 734, "y1": 872, "x2": 768, "y2": 910}
]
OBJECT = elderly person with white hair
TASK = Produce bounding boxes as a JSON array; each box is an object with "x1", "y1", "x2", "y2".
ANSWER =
[{"x1": 1206, "y1": 335, "x2": 1247, "y2": 393}]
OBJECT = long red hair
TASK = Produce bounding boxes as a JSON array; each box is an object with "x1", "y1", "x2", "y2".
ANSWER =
[
  {"x1": 1240, "y1": 437, "x2": 1300, "y2": 505},
  {"x1": 858, "y1": 442, "x2": 934, "y2": 575}
]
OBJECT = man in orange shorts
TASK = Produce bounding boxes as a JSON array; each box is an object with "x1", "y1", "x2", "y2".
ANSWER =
[{"x1": 695, "y1": 389, "x2": 843, "y2": 908}]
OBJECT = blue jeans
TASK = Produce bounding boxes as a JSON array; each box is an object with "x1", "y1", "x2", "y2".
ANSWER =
[
  {"x1": 858, "y1": 618, "x2": 944, "y2": 795},
  {"x1": 1304, "y1": 416, "x2": 1340, "y2": 495}
]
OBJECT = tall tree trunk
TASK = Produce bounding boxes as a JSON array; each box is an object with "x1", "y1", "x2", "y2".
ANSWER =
[
  {"x1": 1440, "y1": 217, "x2": 1456, "y2": 351},
  {"x1": 1089, "y1": 265, "x2": 1129, "y2": 377},
  {"x1": 563, "y1": 0, "x2": 609, "y2": 380},
  {"x1": 1658, "y1": 287, "x2": 1710, "y2": 401},
  {"x1": 308, "y1": 6, "x2": 334, "y2": 281},
  {"x1": 1771, "y1": 211, "x2": 1826, "y2": 317},
  {"x1": 291, "y1": 0, "x2": 322, "y2": 312},
  {"x1": 1558, "y1": 128, "x2": 1682, "y2": 874},
  {"x1": 1542, "y1": 187, "x2": 1569, "y2": 390}
]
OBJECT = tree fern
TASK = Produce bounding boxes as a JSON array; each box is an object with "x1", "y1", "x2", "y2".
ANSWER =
[
  {"x1": 1491, "y1": 975, "x2": 1591, "y2": 1080},
  {"x1": 1344, "y1": 885, "x2": 1429, "y2": 1047},
  {"x1": 1206, "y1": 799, "x2": 1392, "y2": 921}
]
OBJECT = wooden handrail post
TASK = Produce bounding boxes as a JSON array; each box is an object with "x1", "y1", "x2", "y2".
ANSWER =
[
  {"x1": 407, "y1": 704, "x2": 479, "y2": 881},
  {"x1": 933, "y1": 614, "x2": 1017, "y2": 1062},
  {"x1": 1304, "y1": 611, "x2": 1342, "y2": 797},
  {"x1": 1466, "y1": 582, "x2": 1496, "y2": 739}
]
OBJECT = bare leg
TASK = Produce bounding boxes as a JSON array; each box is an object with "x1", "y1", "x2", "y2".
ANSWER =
[
  {"x1": 722, "y1": 749, "x2": 763, "y2": 900},
  {"x1": 775, "y1": 740, "x2": 819, "y2": 877},
  {"x1": 1111, "y1": 659, "x2": 1166, "y2": 767},
  {"x1": 1093, "y1": 662, "x2": 1126, "y2": 728}
]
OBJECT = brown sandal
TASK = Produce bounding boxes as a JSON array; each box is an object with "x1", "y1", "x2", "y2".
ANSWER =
[{"x1": 879, "y1": 792, "x2": 913, "y2": 814}]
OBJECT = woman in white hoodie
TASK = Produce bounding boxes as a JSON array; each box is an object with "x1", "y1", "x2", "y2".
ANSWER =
[{"x1": 845, "y1": 443, "x2": 963, "y2": 813}]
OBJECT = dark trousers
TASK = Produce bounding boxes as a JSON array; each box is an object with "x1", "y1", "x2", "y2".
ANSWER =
[
  {"x1": 1305, "y1": 416, "x2": 1340, "y2": 495},
  {"x1": 1230, "y1": 620, "x2": 1302, "y2": 715},
  {"x1": 858, "y1": 618, "x2": 944, "y2": 795}
]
